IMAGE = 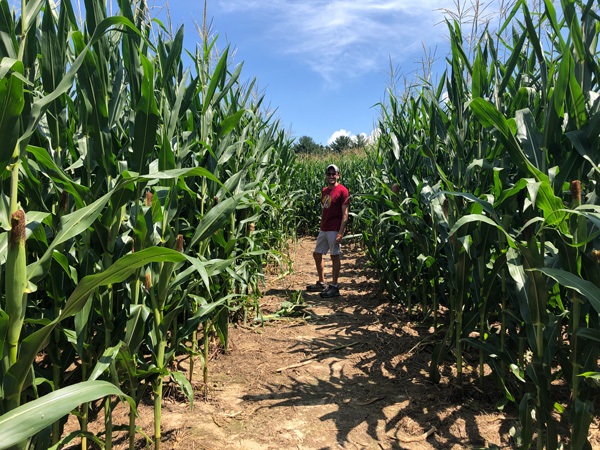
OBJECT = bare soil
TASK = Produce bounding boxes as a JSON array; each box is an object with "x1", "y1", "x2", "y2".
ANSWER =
[{"x1": 66, "y1": 237, "x2": 600, "y2": 449}]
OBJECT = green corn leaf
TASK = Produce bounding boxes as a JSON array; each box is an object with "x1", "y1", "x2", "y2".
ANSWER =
[
  {"x1": 212, "y1": 62, "x2": 244, "y2": 107},
  {"x1": 566, "y1": 53, "x2": 587, "y2": 129},
  {"x1": 132, "y1": 53, "x2": 159, "y2": 174},
  {"x1": 507, "y1": 247, "x2": 532, "y2": 325},
  {"x1": 159, "y1": 25, "x2": 184, "y2": 90},
  {"x1": 26, "y1": 145, "x2": 89, "y2": 204},
  {"x1": 48, "y1": 431, "x2": 104, "y2": 450},
  {"x1": 216, "y1": 109, "x2": 247, "y2": 141},
  {"x1": 572, "y1": 399, "x2": 593, "y2": 450},
  {"x1": 494, "y1": 178, "x2": 528, "y2": 209},
  {"x1": 124, "y1": 304, "x2": 151, "y2": 354},
  {"x1": 51, "y1": 250, "x2": 75, "y2": 281},
  {"x1": 0, "y1": 309, "x2": 8, "y2": 362},
  {"x1": 578, "y1": 372, "x2": 600, "y2": 379},
  {"x1": 534, "y1": 181, "x2": 568, "y2": 231},
  {"x1": 169, "y1": 370, "x2": 193, "y2": 406},
  {"x1": 552, "y1": 44, "x2": 570, "y2": 119},
  {"x1": 215, "y1": 306, "x2": 229, "y2": 351},
  {"x1": 179, "y1": 296, "x2": 231, "y2": 338},
  {"x1": 3, "y1": 247, "x2": 189, "y2": 405},
  {"x1": 544, "y1": 0, "x2": 566, "y2": 50},
  {"x1": 163, "y1": 69, "x2": 190, "y2": 142},
  {"x1": 0, "y1": 381, "x2": 131, "y2": 450},
  {"x1": 127, "y1": 167, "x2": 226, "y2": 191},
  {"x1": 522, "y1": 2, "x2": 544, "y2": 64},
  {"x1": 472, "y1": 47, "x2": 486, "y2": 98},
  {"x1": 498, "y1": 30, "x2": 527, "y2": 95},
  {"x1": 17, "y1": 16, "x2": 146, "y2": 158},
  {"x1": 515, "y1": 109, "x2": 544, "y2": 173},
  {"x1": 0, "y1": 59, "x2": 24, "y2": 172},
  {"x1": 158, "y1": 133, "x2": 176, "y2": 172},
  {"x1": 27, "y1": 191, "x2": 112, "y2": 284},
  {"x1": 188, "y1": 192, "x2": 245, "y2": 249},
  {"x1": 205, "y1": 258, "x2": 236, "y2": 277},
  {"x1": 183, "y1": 254, "x2": 210, "y2": 292},
  {"x1": 574, "y1": 328, "x2": 600, "y2": 344},
  {"x1": 439, "y1": 191, "x2": 498, "y2": 219},
  {"x1": 202, "y1": 46, "x2": 229, "y2": 114},
  {"x1": 88, "y1": 343, "x2": 123, "y2": 381},
  {"x1": 0, "y1": 0, "x2": 18, "y2": 58},
  {"x1": 23, "y1": 0, "x2": 45, "y2": 35},
  {"x1": 561, "y1": 0, "x2": 585, "y2": 62},
  {"x1": 63, "y1": 248, "x2": 186, "y2": 319},
  {"x1": 519, "y1": 244, "x2": 549, "y2": 327},
  {"x1": 449, "y1": 214, "x2": 517, "y2": 248},
  {"x1": 536, "y1": 267, "x2": 600, "y2": 315},
  {"x1": 499, "y1": 0, "x2": 524, "y2": 35},
  {"x1": 566, "y1": 111, "x2": 600, "y2": 176},
  {"x1": 41, "y1": 0, "x2": 68, "y2": 150},
  {"x1": 518, "y1": 393, "x2": 534, "y2": 448},
  {"x1": 469, "y1": 98, "x2": 544, "y2": 180}
]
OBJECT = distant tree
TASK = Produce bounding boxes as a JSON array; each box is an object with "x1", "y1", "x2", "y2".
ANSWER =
[
  {"x1": 330, "y1": 135, "x2": 353, "y2": 153},
  {"x1": 354, "y1": 134, "x2": 367, "y2": 148},
  {"x1": 294, "y1": 135, "x2": 322, "y2": 154}
]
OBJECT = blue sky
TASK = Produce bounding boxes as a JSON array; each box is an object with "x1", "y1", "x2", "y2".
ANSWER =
[{"x1": 155, "y1": 0, "x2": 461, "y2": 145}]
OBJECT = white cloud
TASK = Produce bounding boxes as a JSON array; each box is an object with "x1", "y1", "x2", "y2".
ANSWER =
[
  {"x1": 216, "y1": 0, "x2": 456, "y2": 84},
  {"x1": 327, "y1": 129, "x2": 352, "y2": 145},
  {"x1": 328, "y1": 130, "x2": 379, "y2": 145}
]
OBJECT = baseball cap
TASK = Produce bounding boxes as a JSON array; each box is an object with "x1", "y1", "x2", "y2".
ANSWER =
[{"x1": 326, "y1": 164, "x2": 340, "y2": 174}]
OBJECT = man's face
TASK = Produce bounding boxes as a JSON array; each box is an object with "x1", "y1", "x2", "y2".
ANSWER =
[{"x1": 325, "y1": 169, "x2": 339, "y2": 186}]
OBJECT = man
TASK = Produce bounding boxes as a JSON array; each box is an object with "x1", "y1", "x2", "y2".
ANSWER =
[{"x1": 306, "y1": 164, "x2": 349, "y2": 298}]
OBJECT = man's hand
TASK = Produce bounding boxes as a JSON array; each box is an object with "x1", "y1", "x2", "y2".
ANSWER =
[{"x1": 335, "y1": 234, "x2": 342, "y2": 245}]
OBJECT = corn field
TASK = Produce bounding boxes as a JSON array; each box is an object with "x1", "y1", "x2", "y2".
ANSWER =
[
  {"x1": 1, "y1": 0, "x2": 600, "y2": 448},
  {"x1": 0, "y1": 0, "x2": 300, "y2": 448},
  {"x1": 346, "y1": 1, "x2": 600, "y2": 448}
]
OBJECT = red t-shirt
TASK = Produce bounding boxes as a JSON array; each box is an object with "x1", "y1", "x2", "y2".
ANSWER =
[{"x1": 320, "y1": 184, "x2": 349, "y2": 232}]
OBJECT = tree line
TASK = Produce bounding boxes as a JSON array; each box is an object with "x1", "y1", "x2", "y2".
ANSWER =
[{"x1": 293, "y1": 134, "x2": 368, "y2": 154}]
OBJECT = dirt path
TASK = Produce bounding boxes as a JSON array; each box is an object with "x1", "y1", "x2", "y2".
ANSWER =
[{"x1": 137, "y1": 237, "x2": 515, "y2": 450}]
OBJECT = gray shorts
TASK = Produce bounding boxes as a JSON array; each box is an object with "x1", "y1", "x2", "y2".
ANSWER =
[{"x1": 314, "y1": 230, "x2": 341, "y2": 256}]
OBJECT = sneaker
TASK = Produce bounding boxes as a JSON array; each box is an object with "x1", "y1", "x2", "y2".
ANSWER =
[
  {"x1": 320, "y1": 285, "x2": 340, "y2": 298},
  {"x1": 306, "y1": 281, "x2": 326, "y2": 292}
]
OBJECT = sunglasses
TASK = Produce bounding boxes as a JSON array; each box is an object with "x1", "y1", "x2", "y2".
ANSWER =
[{"x1": 325, "y1": 172, "x2": 337, "y2": 176}]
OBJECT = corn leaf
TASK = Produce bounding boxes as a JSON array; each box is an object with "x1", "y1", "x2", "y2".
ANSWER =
[
  {"x1": 188, "y1": 192, "x2": 245, "y2": 249},
  {"x1": 202, "y1": 46, "x2": 229, "y2": 114},
  {"x1": 0, "y1": 381, "x2": 130, "y2": 450},
  {"x1": 132, "y1": 53, "x2": 159, "y2": 174},
  {"x1": 0, "y1": 59, "x2": 24, "y2": 171},
  {"x1": 4, "y1": 247, "x2": 188, "y2": 403},
  {"x1": 536, "y1": 267, "x2": 600, "y2": 315}
]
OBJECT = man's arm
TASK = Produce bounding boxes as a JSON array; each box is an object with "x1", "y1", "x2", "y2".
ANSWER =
[{"x1": 335, "y1": 202, "x2": 350, "y2": 244}]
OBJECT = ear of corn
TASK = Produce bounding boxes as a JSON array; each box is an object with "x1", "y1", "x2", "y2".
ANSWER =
[{"x1": 5, "y1": 210, "x2": 27, "y2": 409}]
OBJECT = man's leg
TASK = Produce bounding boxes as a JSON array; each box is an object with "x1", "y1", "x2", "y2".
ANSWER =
[
  {"x1": 314, "y1": 252, "x2": 325, "y2": 283},
  {"x1": 331, "y1": 254, "x2": 340, "y2": 285},
  {"x1": 308, "y1": 232, "x2": 330, "y2": 291},
  {"x1": 320, "y1": 252, "x2": 341, "y2": 298},
  {"x1": 320, "y1": 232, "x2": 341, "y2": 298}
]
